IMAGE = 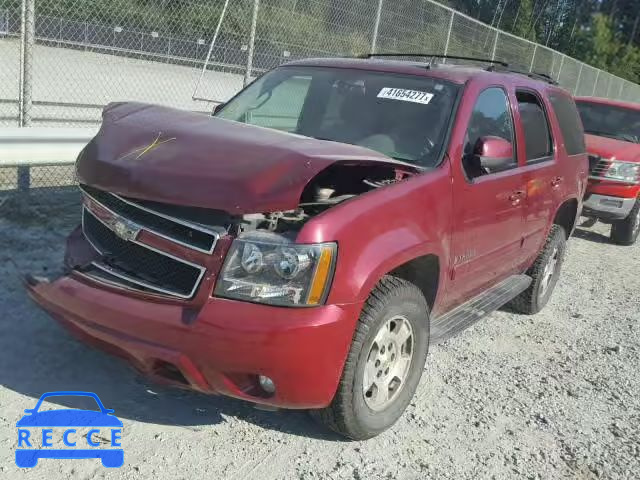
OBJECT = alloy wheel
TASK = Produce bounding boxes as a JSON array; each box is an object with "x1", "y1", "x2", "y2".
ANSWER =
[
  {"x1": 363, "y1": 315, "x2": 414, "y2": 411},
  {"x1": 539, "y1": 245, "x2": 559, "y2": 300}
]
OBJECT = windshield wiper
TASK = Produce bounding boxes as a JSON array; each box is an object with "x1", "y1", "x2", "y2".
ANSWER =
[
  {"x1": 391, "y1": 155, "x2": 417, "y2": 164},
  {"x1": 310, "y1": 136, "x2": 339, "y2": 143},
  {"x1": 307, "y1": 136, "x2": 422, "y2": 167}
]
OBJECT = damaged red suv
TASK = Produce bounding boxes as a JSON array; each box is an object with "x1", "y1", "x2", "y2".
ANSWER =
[{"x1": 27, "y1": 56, "x2": 588, "y2": 439}]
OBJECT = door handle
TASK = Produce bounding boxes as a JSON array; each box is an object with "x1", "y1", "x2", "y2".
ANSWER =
[
  {"x1": 551, "y1": 176, "x2": 563, "y2": 188},
  {"x1": 509, "y1": 190, "x2": 525, "y2": 205}
]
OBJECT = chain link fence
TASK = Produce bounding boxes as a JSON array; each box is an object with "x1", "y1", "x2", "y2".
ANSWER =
[{"x1": 1, "y1": 0, "x2": 640, "y2": 199}]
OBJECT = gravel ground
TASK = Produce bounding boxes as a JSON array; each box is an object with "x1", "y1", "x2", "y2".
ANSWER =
[{"x1": 1, "y1": 194, "x2": 638, "y2": 479}]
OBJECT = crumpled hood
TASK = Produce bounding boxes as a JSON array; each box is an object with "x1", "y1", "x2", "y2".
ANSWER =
[
  {"x1": 585, "y1": 134, "x2": 640, "y2": 163},
  {"x1": 76, "y1": 102, "x2": 409, "y2": 214}
]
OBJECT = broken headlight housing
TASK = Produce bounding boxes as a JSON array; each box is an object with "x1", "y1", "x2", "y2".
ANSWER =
[{"x1": 214, "y1": 233, "x2": 337, "y2": 306}]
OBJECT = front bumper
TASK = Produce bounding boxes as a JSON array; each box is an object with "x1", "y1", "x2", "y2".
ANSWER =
[
  {"x1": 583, "y1": 193, "x2": 636, "y2": 221},
  {"x1": 26, "y1": 274, "x2": 362, "y2": 409}
]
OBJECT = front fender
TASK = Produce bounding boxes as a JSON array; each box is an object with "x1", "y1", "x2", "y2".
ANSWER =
[
  {"x1": 346, "y1": 229, "x2": 444, "y2": 304},
  {"x1": 297, "y1": 167, "x2": 453, "y2": 305}
]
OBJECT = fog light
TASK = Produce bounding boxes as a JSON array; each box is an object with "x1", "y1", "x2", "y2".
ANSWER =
[{"x1": 258, "y1": 375, "x2": 276, "y2": 394}]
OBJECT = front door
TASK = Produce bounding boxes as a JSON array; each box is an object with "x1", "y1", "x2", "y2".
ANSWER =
[{"x1": 448, "y1": 86, "x2": 526, "y2": 307}]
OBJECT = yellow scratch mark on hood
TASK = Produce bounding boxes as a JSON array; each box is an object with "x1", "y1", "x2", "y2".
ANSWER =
[{"x1": 117, "y1": 132, "x2": 177, "y2": 161}]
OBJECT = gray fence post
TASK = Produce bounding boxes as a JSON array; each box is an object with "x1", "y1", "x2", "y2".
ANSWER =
[
  {"x1": 244, "y1": 0, "x2": 259, "y2": 86},
  {"x1": 371, "y1": 0, "x2": 383, "y2": 53},
  {"x1": 528, "y1": 44, "x2": 537, "y2": 72},
  {"x1": 19, "y1": 0, "x2": 34, "y2": 128},
  {"x1": 556, "y1": 54, "x2": 566, "y2": 83},
  {"x1": 592, "y1": 70, "x2": 600, "y2": 96},
  {"x1": 442, "y1": 11, "x2": 454, "y2": 62},
  {"x1": 605, "y1": 76, "x2": 613, "y2": 98},
  {"x1": 490, "y1": 30, "x2": 499, "y2": 61},
  {"x1": 18, "y1": 0, "x2": 35, "y2": 192},
  {"x1": 575, "y1": 63, "x2": 583, "y2": 95}
]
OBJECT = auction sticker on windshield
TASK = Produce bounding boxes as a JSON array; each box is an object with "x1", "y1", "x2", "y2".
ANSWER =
[{"x1": 377, "y1": 88, "x2": 434, "y2": 104}]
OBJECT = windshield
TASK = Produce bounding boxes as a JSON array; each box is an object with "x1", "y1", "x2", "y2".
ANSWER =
[
  {"x1": 217, "y1": 66, "x2": 459, "y2": 167},
  {"x1": 576, "y1": 100, "x2": 640, "y2": 144}
]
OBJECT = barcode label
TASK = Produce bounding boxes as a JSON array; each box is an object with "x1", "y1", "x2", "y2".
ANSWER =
[{"x1": 377, "y1": 87, "x2": 434, "y2": 105}]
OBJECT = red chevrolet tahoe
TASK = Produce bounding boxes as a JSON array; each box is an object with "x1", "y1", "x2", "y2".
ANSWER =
[
  {"x1": 575, "y1": 97, "x2": 640, "y2": 245},
  {"x1": 26, "y1": 56, "x2": 588, "y2": 439}
]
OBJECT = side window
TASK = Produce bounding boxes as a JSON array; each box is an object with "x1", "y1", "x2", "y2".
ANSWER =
[
  {"x1": 549, "y1": 92, "x2": 586, "y2": 155},
  {"x1": 463, "y1": 87, "x2": 516, "y2": 178},
  {"x1": 237, "y1": 75, "x2": 311, "y2": 132},
  {"x1": 516, "y1": 90, "x2": 553, "y2": 162}
]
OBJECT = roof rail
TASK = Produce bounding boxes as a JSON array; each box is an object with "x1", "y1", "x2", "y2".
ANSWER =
[
  {"x1": 358, "y1": 53, "x2": 509, "y2": 67},
  {"x1": 358, "y1": 53, "x2": 558, "y2": 85},
  {"x1": 486, "y1": 64, "x2": 559, "y2": 85}
]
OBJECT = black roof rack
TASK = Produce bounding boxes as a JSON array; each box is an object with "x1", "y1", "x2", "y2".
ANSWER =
[
  {"x1": 486, "y1": 63, "x2": 558, "y2": 85},
  {"x1": 357, "y1": 53, "x2": 558, "y2": 85},
  {"x1": 358, "y1": 53, "x2": 509, "y2": 68}
]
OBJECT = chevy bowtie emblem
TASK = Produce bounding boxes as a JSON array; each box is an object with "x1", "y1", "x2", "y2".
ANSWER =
[
  {"x1": 110, "y1": 216, "x2": 141, "y2": 242},
  {"x1": 117, "y1": 132, "x2": 176, "y2": 161}
]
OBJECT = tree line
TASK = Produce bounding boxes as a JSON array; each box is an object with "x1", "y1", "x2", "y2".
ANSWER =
[{"x1": 446, "y1": 0, "x2": 640, "y2": 84}]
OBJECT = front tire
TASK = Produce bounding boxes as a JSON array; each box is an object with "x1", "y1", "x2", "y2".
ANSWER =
[
  {"x1": 312, "y1": 276, "x2": 429, "y2": 440},
  {"x1": 610, "y1": 198, "x2": 640, "y2": 246},
  {"x1": 511, "y1": 224, "x2": 567, "y2": 315}
]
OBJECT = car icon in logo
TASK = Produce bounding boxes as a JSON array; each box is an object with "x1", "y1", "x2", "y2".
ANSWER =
[{"x1": 16, "y1": 391, "x2": 123, "y2": 468}]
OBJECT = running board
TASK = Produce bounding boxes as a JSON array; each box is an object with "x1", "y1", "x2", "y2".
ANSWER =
[{"x1": 430, "y1": 274, "x2": 531, "y2": 345}]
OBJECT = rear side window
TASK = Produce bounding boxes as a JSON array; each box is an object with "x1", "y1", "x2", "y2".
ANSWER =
[
  {"x1": 516, "y1": 90, "x2": 553, "y2": 162},
  {"x1": 550, "y1": 93, "x2": 586, "y2": 155}
]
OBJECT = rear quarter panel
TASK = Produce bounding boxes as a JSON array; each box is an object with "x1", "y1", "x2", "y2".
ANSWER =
[
  {"x1": 544, "y1": 88, "x2": 589, "y2": 225},
  {"x1": 517, "y1": 86, "x2": 587, "y2": 262}
]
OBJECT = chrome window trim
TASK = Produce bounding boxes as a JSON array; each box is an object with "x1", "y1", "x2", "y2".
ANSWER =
[
  {"x1": 79, "y1": 185, "x2": 221, "y2": 254},
  {"x1": 81, "y1": 207, "x2": 206, "y2": 299}
]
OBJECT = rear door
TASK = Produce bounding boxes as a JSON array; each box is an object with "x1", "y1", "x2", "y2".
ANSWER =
[
  {"x1": 513, "y1": 89, "x2": 563, "y2": 264},
  {"x1": 448, "y1": 86, "x2": 526, "y2": 306}
]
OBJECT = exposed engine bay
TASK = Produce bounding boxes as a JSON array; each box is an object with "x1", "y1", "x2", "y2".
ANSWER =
[{"x1": 238, "y1": 163, "x2": 414, "y2": 235}]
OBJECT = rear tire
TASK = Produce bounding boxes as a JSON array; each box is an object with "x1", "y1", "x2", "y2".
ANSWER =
[
  {"x1": 311, "y1": 276, "x2": 429, "y2": 440},
  {"x1": 510, "y1": 225, "x2": 567, "y2": 315},
  {"x1": 610, "y1": 198, "x2": 640, "y2": 246}
]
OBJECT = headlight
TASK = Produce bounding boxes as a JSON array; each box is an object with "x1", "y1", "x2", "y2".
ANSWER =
[
  {"x1": 605, "y1": 160, "x2": 640, "y2": 184},
  {"x1": 214, "y1": 233, "x2": 337, "y2": 306}
]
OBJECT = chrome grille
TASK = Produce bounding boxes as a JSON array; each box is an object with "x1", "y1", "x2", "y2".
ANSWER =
[
  {"x1": 588, "y1": 154, "x2": 602, "y2": 173},
  {"x1": 588, "y1": 155, "x2": 611, "y2": 179},
  {"x1": 80, "y1": 184, "x2": 222, "y2": 253},
  {"x1": 82, "y1": 207, "x2": 205, "y2": 299}
]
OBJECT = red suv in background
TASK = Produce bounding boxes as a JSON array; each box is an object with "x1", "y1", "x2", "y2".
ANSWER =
[
  {"x1": 27, "y1": 56, "x2": 587, "y2": 439},
  {"x1": 576, "y1": 97, "x2": 640, "y2": 245}
]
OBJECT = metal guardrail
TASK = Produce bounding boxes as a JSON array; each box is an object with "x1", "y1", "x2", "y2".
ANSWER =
[
  {"x1": 0, "y1": 127, "x2": 95, "y2": 167},
  {"x1": 0, "y1": 127, "x2": 95, "y2": 193}
]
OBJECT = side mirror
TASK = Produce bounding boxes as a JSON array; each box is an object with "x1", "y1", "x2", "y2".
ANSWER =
[
  {"x1": 474, "y1": 136, "x2": 514, "y2": 172},
  {"x1": 212, "y1": 103, "x2": 225, "y2": 116}
]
